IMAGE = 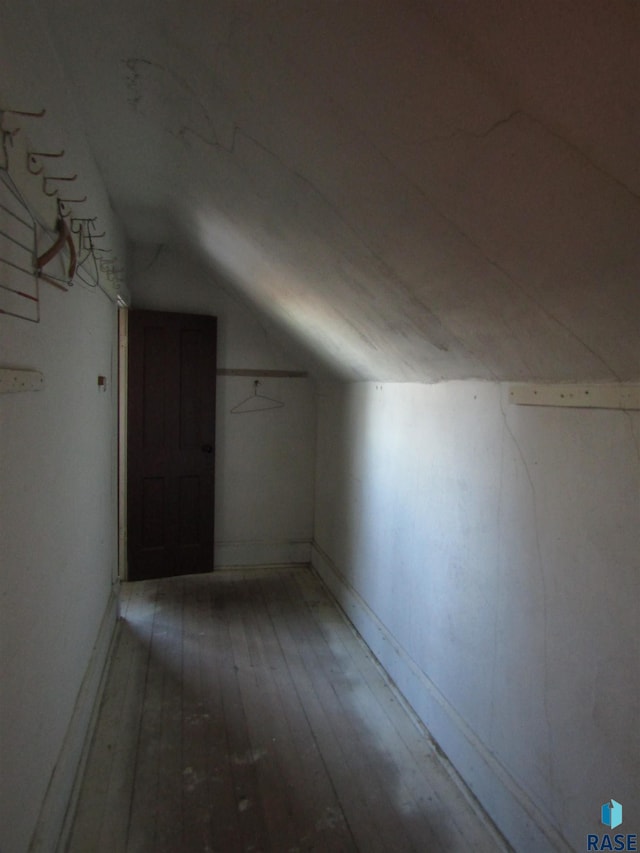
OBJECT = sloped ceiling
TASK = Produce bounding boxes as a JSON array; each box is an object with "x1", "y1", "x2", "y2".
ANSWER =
[{"x1": 38, "y1": 0, "x2": 639, "y2": 381}]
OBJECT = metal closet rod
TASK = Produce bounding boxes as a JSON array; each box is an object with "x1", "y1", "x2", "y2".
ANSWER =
[{"x1": 217, "y1": 369, "x2": 308, "y2": 377}]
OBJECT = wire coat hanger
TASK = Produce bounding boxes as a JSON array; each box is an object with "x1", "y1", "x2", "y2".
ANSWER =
[
  {"x1": 0, "y1": 104, "x2": 119, "y2": 305},
  {"x1": 231, "y1": 380, "x2": 284, "y2": 414}
]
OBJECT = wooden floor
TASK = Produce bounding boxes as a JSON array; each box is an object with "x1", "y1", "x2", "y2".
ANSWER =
[{"x1": 66, "y1": 567, "x2": 507, "y2": 852}]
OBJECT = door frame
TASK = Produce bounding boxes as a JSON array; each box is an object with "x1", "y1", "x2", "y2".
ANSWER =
[
  {"x1": 117, "y1": 306, "x2": 128, "y2": 580},
  {"x1": 122, "y1": 309, "x2": 218, "y2": 580}
]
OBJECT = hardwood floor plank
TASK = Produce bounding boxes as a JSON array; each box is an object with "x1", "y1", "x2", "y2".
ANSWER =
[
  {"x1": 97, "y1": 581, "x2": 159, "y2": 853},
  {"x1": 252, "y1": 575, "x2": 358, "y2": 852},
  {"x1": 290, "y1": 571, "x2": 449, "y2": 850},
  {"x1": 126, "y1": 580, "x2": 171, "y2": 853},
  {"x1": 296, "y1": 574, "x2": 506, "y2": 851},
  {"x1": 212, "y1": 575, "x2": 271, "y2": 852},
  {"x1": 154, "y1": 578, "x2": 187, "y2": 853},
  {"x1": 66, "y1": 580, "x2": 157, "y2": 853},
  {"x1": 293, "y1": 570, "x2": 503, "y2": 852},
  {"x1": 197, "y1": 575, "x2": 251, "y2": 852},
  {"x1": 259, "y1": 572, "x2": 400, "y2": 853},
  {"x1": 229, "y1": 577, "x2": 295, "y2": 848},
  {"x1": 271, "y1": 571, "x2": 429, "y2": 852},
  {"x1": 180, "y1": 577, "x2": 215, "y2": 851},
  {"x1": 66, "y1": 567, "x2": 509, "y2": 853}
]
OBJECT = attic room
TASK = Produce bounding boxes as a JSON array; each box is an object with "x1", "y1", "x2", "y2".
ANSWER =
[{"x1": 0, "y1": 1, "x2": 638, "y2": 851}]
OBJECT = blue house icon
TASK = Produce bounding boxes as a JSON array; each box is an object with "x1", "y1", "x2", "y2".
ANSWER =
[{"x1": 601, "y1": 800, "x2": 623, "y2": 829}]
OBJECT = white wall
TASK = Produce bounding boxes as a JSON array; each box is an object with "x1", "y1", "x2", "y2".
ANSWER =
[
  {"x1": 312, "y1": 380, "x2": 639, "y2": 852},
  {"x1": 0, "y1": 286, "x2": 120, "y2": 853},
  {"x1": 130, "y1": 245, "x2": 316, "y2": 567},
  {"x1": 0, "y1": 3, "x2": 127, "y2": 849}
]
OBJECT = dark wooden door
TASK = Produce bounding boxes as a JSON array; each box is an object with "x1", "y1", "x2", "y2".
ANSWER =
[{"x1": 127, "y1": 310, "x2": 217, "y2": 580}]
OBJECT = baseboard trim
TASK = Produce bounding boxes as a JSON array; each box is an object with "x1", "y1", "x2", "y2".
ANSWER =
[
  {"x1": 214, "y1": 539, "x2": 311, "y2": 568},
  {"x1": 29, "y1": 588, "x2": 119, "y2": 853},
  {"x1": 311, "y1": 542, "x2": 571, "y2": 853}
]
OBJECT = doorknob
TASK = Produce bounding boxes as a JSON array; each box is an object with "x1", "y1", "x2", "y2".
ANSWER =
[{"x1": 201, "y1": 443, "x2": 213, "y2": 453}]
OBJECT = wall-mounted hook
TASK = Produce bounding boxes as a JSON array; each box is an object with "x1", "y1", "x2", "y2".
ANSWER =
[
  {"x1": 58, "y1": 195, "x2": 87, "y2": 204},
  {"x1": 44, "y1": 173, "x2": 77, "y2": 183},
  {"x1": 71, "y1": 216, "x2": 97, "y2": 232},
  {"x1": 84, "y1": 233, "x2": 104, "y2": 253},
  {"x1": 71, "y1": 220, "x2": 90, "y2": 253},
  {"x1": 43, "y1": 174, "x2": 78, "y2": 195},
  {"x1": 1, "y1": 107, "x2": 46, "y2": 119},
  {"x1": 29, "y1": 149, "x2": 65, "y2": 158},
  {"x1": 1, "y1": 127, "x2": 20, "y2": 169},
  {"x1": 42, "y1": 177, "x2": 58, "y2": 197},
  {"x1": 28, "y1": 149, "x2": 65, "y2": 175},
  {"x1": 87, "y1": 221, "x2": 105, "y2": 242},
  {"x1": 1, "y1": 109, "x2": 43, "y2": 156},
  {"x1": 27, "y1": 154, "x2": 44, "y2": 176}
]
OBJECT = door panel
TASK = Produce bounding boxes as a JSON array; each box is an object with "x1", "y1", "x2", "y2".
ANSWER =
[{"x1": 127, "y1": 310, "x2": 217, "y2": 580}]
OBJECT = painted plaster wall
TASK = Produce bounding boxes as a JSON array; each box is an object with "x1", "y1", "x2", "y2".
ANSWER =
[
  {"x1": 313, "y1": 381, "x2": 639, "y2": 852},
  {"x1": 130, "y1": 246, "x2": 316, "y2": 567},
  {"x1": 0, "y1": 4, "x2": 127, "y2": 849},
  {"x1": 0, "y1": 285, "x2": 120, "y2": 853}
]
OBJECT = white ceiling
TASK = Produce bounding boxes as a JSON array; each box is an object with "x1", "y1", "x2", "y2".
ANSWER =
[{"x1": 37, "y1": 0, "x2": 640, "y2": 381}]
